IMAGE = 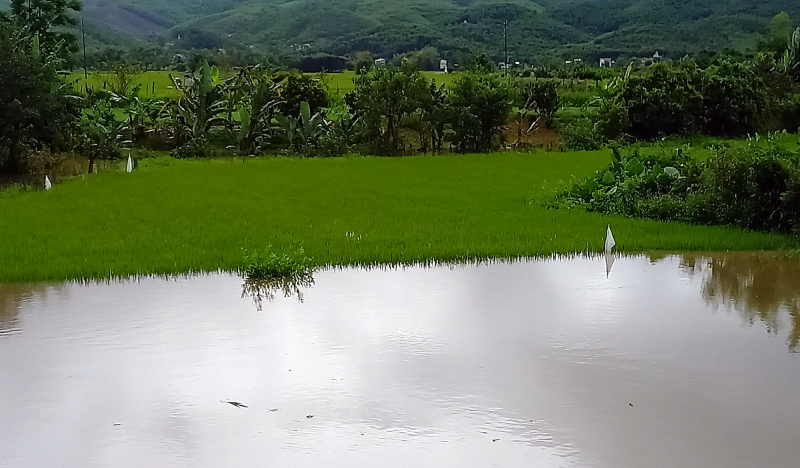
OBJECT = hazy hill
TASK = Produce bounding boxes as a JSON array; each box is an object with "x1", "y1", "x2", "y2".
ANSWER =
[{"x1": 10, "y1": 0, "x2": 800, "y2": 64}]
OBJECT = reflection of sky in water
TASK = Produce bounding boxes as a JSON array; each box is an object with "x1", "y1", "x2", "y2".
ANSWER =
[{"x1": 1, "y1": 255, "x2": 799, "y2": 468}]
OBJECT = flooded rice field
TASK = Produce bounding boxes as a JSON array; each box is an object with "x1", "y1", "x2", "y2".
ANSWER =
[{"x1": 1, "y1": 254, "x2": 799, "y2": 468}]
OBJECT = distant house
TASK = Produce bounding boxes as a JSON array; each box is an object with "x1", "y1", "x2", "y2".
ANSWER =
[
  {"x1": 599, "y1": 57, "x2": 613, "y2": 68},
  {"x1": 374, "y1": 58, "x2": 386, "y2": 67}
]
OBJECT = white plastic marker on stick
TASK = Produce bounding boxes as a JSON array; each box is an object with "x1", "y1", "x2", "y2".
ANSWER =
[
  {"x1": 44, "y1": 175, "x2": 52, "y2": 190},
  {"x1": 605, "y1": 225, "x2": 616, "y2": 277},
  {"x1": 126, "y1": 154, "x2": 133, "y2": 173}
]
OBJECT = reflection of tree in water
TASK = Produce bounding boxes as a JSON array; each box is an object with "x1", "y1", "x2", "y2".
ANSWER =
[
  {"x1": 680, "y1": 253, "x2": 800, "y2": 352},
  {"x1": 241, "y1": 276, "x2": 314, "y2": 311},
  {"x1": 0, "y1": 283, "x2": 55, "y2": 335}
]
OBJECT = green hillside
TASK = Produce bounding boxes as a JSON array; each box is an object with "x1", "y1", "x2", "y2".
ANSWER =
[{"x1": 11, "y1": 0, "x2": 800, "y2": 65}]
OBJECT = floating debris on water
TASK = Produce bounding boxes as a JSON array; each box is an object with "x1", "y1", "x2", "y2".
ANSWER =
[{"x1": 221, "y1": 400, "x2": 248, "y2": 408}]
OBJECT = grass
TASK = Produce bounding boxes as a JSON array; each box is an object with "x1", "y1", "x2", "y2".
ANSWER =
[
  {"x1": 68, "y1": 70, "x2": 181, "y2": 98},
  {"x1": 319, "y1": 71, "x2": 456, "y2": 95},
  {"x1": 0, "y1": 150, "x2": 797, "y2": 282},
  {"x1": 67, "y1": 70, "x2": 457, "y2": 98}
]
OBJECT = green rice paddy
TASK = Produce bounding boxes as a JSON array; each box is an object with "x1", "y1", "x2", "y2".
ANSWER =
[
  {"x1": 1, "y1": 151, "x2": 796, "y2": 282},
  {"x1": 68, "y1": 70, "x2": 456, "y2": 98},
  {"x1": 69, "y1": 70, "x2": 181, "y2": 98}
]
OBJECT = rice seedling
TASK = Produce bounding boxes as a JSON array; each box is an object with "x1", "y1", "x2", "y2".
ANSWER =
[{"x1": 0, "y1": 150, "x2": 796, "y2": 282}]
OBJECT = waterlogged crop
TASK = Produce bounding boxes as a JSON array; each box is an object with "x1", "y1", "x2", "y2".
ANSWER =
[{"x1": 242, "y1": 246, "x2": 314, "y2": 281}]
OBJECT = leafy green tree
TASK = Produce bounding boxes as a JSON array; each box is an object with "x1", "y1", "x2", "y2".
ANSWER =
[
  {"x1": 72, "y1": 97, "x2": 129, "y2": 174},
  {"x1": 278, "y1": 73, "x2": 328, "y2": 118},
  {"x1": 9, "y1": 0, "x2": 82, "y2": 56},
  {"x1": 447, "y1": 72, "x2": 513, "y2": 153},
  {"x1": 0, "y1": 23, "x2": 76, "y2": 174},
  {"x1": 511, "y1": 78, "x2": 560, "y2": 143},
  {"x1": 701, "y1": 60, "x2": 769, "y2": 136},
  {"x1": 759, "y1": 12, "x2": 795, "y2": 55},
  {"x1": 415, "y1": 82, "x2": 448, "y2": 154},
  {"x1": 346, "y1": 65, "x2": 431, "y2": 156}
]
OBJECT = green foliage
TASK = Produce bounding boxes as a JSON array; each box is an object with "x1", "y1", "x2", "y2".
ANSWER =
[
  {"x1": 511, "y1": 78, "x2": 560, "y2": 145},
  {"x1": 164, "y1": 60, "x2": 228, "y2": 157},
  {"x1": 759, "y1": 12, "x2": 796, "y2": 55},
  {"x1": 275, "y1": 101, "x2": 329, "y2": 156},
  {"x1": 346, "y1": 65, "x2": 432, "y2": 156},
  {"x1": 554, "y1": 136, "x2": 800, "y2": 236},
  {"x1": 0, "y1": 22, "x2": 77, "y2": 174},
  {"x1": 560, "y1": 117, "x2": 606, "y2": 151},
  {"x1": 447, "y1": 72, "x2": 513, "y2": 153},
  {"x1": 228, "y1": 65, "x2": 283, "y2": 155},
  {"x1": 278, "y1": 73, "x2": 328, "y2": 118},
  {"x1": 592, "y1": 61, "x2": 771, "y2": 141},
  {"x1": 2, "y1": 150, "x2": 797, "y2": 281},
  {"x1": 72, "y1": 96, "x2": 130, "y2": 173},
  {"x1": 242, "y1": 245, "x2": 314, "y2": 281},
  {"x1": 9, "y1": 0, "x2": 82, "y2": 57},
  {"x1": 780, "y1": 28, "x2": 800, "y2": 82}
]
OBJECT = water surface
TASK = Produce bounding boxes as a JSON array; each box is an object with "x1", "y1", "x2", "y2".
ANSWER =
[{"x1": 1, "y1": 254, "x2": 799, "y2": 468}]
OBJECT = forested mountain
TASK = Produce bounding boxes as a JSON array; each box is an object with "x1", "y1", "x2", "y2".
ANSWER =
[{"x1": 16, "y1": 0, "x2": 800, "y2": 65}]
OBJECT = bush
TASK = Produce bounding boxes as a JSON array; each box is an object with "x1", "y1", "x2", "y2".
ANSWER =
[
  {"x1": 559, "y1": 117, "x2": 606, "y2": 151},
  {"x1": 592, "y1": 60, "x2": 772, "y2": 141},
  {"x1": 278, "y1": 73, "x2": 328, "y2": 118},
  {"x1": 346, "y1": 65, "x2": 432, "y2": 156},
  {"x1": 515, "y1": 78, "x2": 560, "y2": 128},
  {"x1": 447, "y1": 72, "x2": 513, "y2": 153},
  {"x1": 0, "y1": 25, "x2": 77, "y2": 174},
  {"x1": 242, "y1": 246, "x2": 314, "y2": 280},
  {"x1": 552, "y1": 136, "x2": 800, "y2": 235}
]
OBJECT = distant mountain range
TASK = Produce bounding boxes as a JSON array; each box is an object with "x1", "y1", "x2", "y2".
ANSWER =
[{"x1": 13, "y1": 1, "x2": 800, "y2": 64}]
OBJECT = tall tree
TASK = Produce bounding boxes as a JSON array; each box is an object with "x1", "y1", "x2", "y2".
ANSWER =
[
  {"x1": 346, "y1": 65, "x2": 432, "y2": 156},
  {"x1": 0, "y1": 22, "x2": 76, "y2": 174},
  {"x1": 10, "y1": 0, "x2": 83, "y2": 55}
]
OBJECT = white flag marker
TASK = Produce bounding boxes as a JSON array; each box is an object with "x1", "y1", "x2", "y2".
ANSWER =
[
  {"x1": 604, "y1": 225, "x2": 616, "y2": 277},
  {"x1": 44, "y1": 175, "x2": 52, "y2": 190},
  {"x1": 126, "y1": 155, "x2": 133, "y2": 173}
]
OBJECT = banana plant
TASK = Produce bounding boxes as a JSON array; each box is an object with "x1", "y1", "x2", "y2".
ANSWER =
[
  {"x1": 229, "y1": 65, "x2": 285, "y2": 154},
  {"x1": 164, "y1": 60, "x2": 228, "y2": 155},
  {"x1": 276, "y1": 101, "x2": 327, "y2": 154},
  {"x1": 74, "y1": 98, "x2": 131, "y2": 174},
  {"x1": 779, "y1": 27, "x2": 800, "y2": 80},
  {"x1": 110, "y1": 85, "x2": 163, "y2": 142}
]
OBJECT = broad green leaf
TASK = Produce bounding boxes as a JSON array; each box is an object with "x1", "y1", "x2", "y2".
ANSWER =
[
  {"x1": 602, "y1": 171, "x2": 615, "y2": 185},
  {"x1": 625, "y1": 157, "x2": 645, "y2": 176}
]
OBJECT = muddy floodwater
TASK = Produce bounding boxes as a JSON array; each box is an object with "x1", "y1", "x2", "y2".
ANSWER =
[{"x1": 1, "y1": 254, "x2": 799, "y2": 468}]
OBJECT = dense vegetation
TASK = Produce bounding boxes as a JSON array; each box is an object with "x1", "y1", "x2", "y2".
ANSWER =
[
  {"x1": 1, "y1": 152, "x2": 796, "y2": 282},
  {"x1": 553, "y1": 135, "x2": 800, "y2": 236},
  {"x1": 35, "y1": 0, "x2": 800, "y2": 70},
  {"x1": 3, "y1": 1, "x2": 800, "y2": 284}
]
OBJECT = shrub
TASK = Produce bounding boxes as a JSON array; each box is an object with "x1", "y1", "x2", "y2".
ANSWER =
[
  {"x1": 447, "y1": 72, "x2": 513, "y2": 153},
  {"x1": 552, "y1": 136, "x2": 800, "y2": 235},
  {"x1": 242, "y1": 246, "x2": 314, "y2": 280},
  {"x1": 346, "y1": 65, "x2": 432, "y2": 156},
  {"x1": 278, "y1": 73, "x2": 328, "y2": 118}
]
